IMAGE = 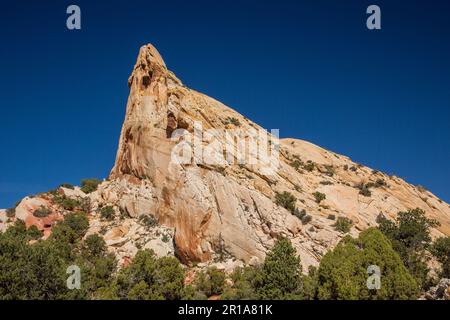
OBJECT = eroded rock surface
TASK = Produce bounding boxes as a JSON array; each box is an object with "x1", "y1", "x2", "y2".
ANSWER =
[
  {"x1": 1, "y1": 44, "x2": 449, "y2": 272},
  {"x1": 103, "y1": 44, "x2": 450, "y2": 270}
]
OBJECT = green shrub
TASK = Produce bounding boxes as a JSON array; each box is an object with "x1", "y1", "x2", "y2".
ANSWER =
[
  {"x1": 139, "y1": 214, "x2": 158, "y2": 228},
  {"x1": 100, "y1": 206, "x2": 115, "y2": 221},
  {"x1": 48, "y1": 211, "x2": 90, "y2": 259},
  {"x1": 0, "y1": 233, "x2": 71, "y2": 299},
  {"x1": 27, "y1": 225, "x2": 43, "y2": 240},
  {"x1": 365, "y1": 182, "x2": 376, "y2": 189},
  {"x1": 46, "y1": 189, "x2": 59, "y2": 196},
  {"x1": 84, "y1": 234, "x2": 107, "y2": 256},
  {"x1": 0, "y1": 211, "x2": 115, "y2": 300},
  {"x1": 358, "y1": 184, "x2": 372, "y2": 197},
  {"x1": 303, "y1": 162, "x2": 315, "y2": 172},
  {"x1": 258, "y1": 237, "x2": 302, "y2": 299},
  {"x1": 59, "y1": 183, "x2": 74, "y2": 190},
  {"x1": 113, "y1": 250, "x2": 185, "y2": 300},
  {"x1": 162, "y1": 234, "x2": 170, "y2": 243},
  {"x1": 230, "y1": 117, "x2": 241, "y2": 126},
  {"x1": 224, "y1": 117, "x2": 241, "y2": 126},
  {"x1": 79, "y1": 197, "x2": 91, "y2": 213},
  {"x1": 33, "y1": 206, "x2": 52, "y2": 218},
  {"x1": 334, "y1": 217, "x2": 353, "y2": 233},
  {"x1": 127, "y1": 281, "x2": 161, "y2": 300},
  {"x1": 377, "y1": 208, "x2": 440, "y2": 289},
  {"x1": 275, "y1": 191, "x2": 296, "y2": 213},
  {"x1": 154, "y1": 256, "x2": 186, "y2": 300},
  {"x1": 313, "y1": 192, "x2": 326, "y2": 203},
  {"x1": 324, "y1": 165, "x2": 335, "y2": 177},
  {"x1": 301, "y1": 266, "x2": 319, "y2": 300},
  {"x1": 357, "y1": 180, "x2": 385, "y2": 197},
  {"x1": 222, "y1": 238, "x2": 306, "y2": 300},
  {"x1": 377, "y1": 208, "x2": 439, "y2": 255},
  {"x1": 222, "y1": 266, "x2": 260, "y2": 300},
  {"x1": 196, "y1": 267, "x2": 226, "y2": 297},
  {"x1": 316, "y1": 228, "x2": 419, "y2": 300},
  {"x1": 81, "y1": 178, "x2": 101, "y2": 194},
  {"x1": 431, "y1": 237, "x2": 450, "y2": 278},
  {"x1": 61, "y1": 211, "x2": 89, "y2": 239},
  {"x1": 54, "y1": 195, "x2": 81, "y2": 211},
  {"x1": 290, "y1": 160, "x2": 303, "y2": 170},
  {"x1": 375, "y1": 179, "x2": 387, "y2": 188}
]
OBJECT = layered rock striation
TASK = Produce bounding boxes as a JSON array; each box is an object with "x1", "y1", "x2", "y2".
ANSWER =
[{"x1": 2, "y1": 44, "x2": 450, "y2": 271}]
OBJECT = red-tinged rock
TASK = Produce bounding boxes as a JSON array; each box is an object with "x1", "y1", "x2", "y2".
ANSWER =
[{"x1": 15, "y1": 196, "x2": 63, "y2": 239}]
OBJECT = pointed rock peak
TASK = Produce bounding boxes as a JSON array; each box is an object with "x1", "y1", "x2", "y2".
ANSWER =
[
  {"x1": 127, "y1": 43, "x2": 182, "y2": 88},
  {"x1": 138, "y1": 43, "x2": 166, "y2": 68}
]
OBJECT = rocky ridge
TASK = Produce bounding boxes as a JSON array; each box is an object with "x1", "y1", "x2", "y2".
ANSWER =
[{"x1": 1, "y1": 44, "x2": 450, "y2": 272}]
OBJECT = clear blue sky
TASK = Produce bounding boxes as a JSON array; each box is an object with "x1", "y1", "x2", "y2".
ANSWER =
[{"x1": 1, "y1": 0, "x2": 449, "y2": 208}]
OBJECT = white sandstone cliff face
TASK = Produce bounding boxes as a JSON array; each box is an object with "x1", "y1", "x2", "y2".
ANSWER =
[
  {"x1": 97, "y1": 44, "x2": 450, "y2": 270},
  {"x1": 105, "y1": 44, "x2": 295, "y2": 265}
]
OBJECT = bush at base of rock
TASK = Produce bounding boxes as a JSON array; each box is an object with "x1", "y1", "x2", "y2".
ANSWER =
[
  {"x1": 0, "y1": 215, "x2": 115, "y2": 300},
  {"x1": 0, "y1": 205, "x2": 442, "y2": 301},
  {"x1": 431, "y1": 237, "x2": 450, "y2": 278},
  {"x1": 195, "y1": 267, "x2": 226, "y2": 298},
  {"x1": 316, "y1": 228, "x2": 419, "y2": 300},
  {"x1": 257, "y1": 237, "x2": 303, "y2": 300},
  {"x1": 109, "y1": 250, "x2": 186, "y2": 300},
  {"x1": 377, "y1": 208, "x2": 440, "y2": 289},
  {"x1": 100, "y1": 206, "x2": 115, "y2": 221},
  {"x1": 80, "y1": 178, "x2": 101, "y2": 194},
  {"x1": 54, "y1": 195, "x2": 81, "y2": 211}
]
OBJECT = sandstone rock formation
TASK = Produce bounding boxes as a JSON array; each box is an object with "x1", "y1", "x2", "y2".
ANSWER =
[
  {"x1": 14, "y1": 196, "x2": 63, "y2": 238},
  {"x1": 1, "y1": 43, "x2": 450, "y2": 271},
  {"x1": 101, "y1": 44, "x2": 450, "y2": 269}
]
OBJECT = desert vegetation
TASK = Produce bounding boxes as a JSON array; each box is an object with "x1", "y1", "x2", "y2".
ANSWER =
[
  {"x1": 80, "y1": 178, "x2": 102, "y2": 194},
  {"x1": 313, "y1": 191, "x2": 326, "y2": 203},
  {"x1": 275, "y1": 192, "x2": 312, "y2": 224},
  {"x1": 0, "y1": 207, "x2": 447, "y2": 300},
  {"x1": 334, "y1": 217, "x2": 353, "y2": 233}
]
